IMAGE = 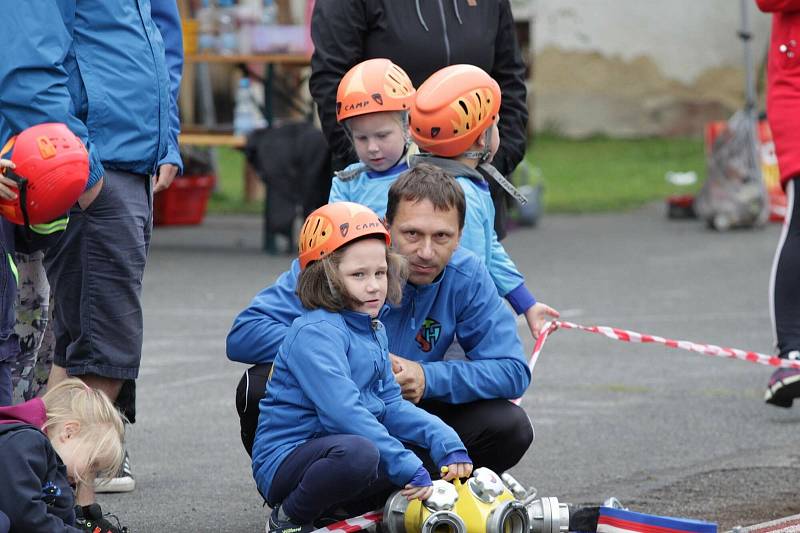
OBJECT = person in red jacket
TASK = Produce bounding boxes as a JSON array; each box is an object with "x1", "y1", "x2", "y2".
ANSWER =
[{"x1": 756, "y1": 0, "x2": 800, "y2": 407}]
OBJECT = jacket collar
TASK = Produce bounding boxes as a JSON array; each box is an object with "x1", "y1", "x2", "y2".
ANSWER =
[
  {"x1": 410, "y1": 155, "x2": 484, "y2": 182},
  {"x1": 340, "y1": 304, "x2": 390, "y2": 332}
]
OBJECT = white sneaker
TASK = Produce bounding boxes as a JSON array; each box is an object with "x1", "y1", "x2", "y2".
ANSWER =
[{"x1": 95, "y1": 450, "x2": 135, "y2": 493}]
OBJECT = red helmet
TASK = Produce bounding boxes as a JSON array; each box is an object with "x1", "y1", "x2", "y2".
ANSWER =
[
  {"x1": 409, "y1": 64, "x2": 501, "y2": 157},
  {"x1": 298, "y1": 202, "x2": 390, "y2": 270},
  {"x1": 336, "y1": 58, "x2": 415, "y2": 123},
  {"x1": 0, "y1": 123, "x2": 89, "y2": 225}
]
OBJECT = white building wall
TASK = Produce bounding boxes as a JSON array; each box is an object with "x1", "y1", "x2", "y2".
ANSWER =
[{"x1": 516, "y1": 0, "x2": 773, "y2": 137}]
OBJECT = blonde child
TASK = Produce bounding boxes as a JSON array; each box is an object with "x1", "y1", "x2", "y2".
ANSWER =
[
  {"x1": 328, "y1": 59, "x2": 417, "y2": 216},
  {"x1": 0, "y1": 377, "x2": 125, "y2": 532},
  {"x1": 252, "y1": 202, "x2": 472, "y2": 533},
  {"x1": 409, "y1": 64, "x2": 559, "y2": 340}
]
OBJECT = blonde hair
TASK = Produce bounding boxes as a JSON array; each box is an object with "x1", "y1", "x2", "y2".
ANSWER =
[
  {"x1": 42, "y1": 378, "x2": 126, "y2": 485},
  {"x1": 297, "y1": 237, "x2": 408, "y2": 313}
]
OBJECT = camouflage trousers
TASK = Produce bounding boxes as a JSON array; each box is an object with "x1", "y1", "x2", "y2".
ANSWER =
[
  {"x1": 10, "y1": 251, "x2": 136, "y2": 421},
  {"x1": 11, "y1": 251, "x2": 54, "y2": 403}
]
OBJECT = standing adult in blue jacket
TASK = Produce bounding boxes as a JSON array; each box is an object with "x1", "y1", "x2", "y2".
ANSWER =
[
  {"x1": 229, "y1": 163, "x2": 534, "y2": 476},
  {"x1": 0, "y1": 0, "x2": 184, "y2": 499}
]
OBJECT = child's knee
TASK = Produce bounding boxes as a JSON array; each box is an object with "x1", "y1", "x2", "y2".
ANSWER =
[{"x1": 334, "y1": 435, "x2": 380, "y2": 481}]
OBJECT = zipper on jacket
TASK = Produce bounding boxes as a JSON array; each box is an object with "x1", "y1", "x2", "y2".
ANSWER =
[{"x1": 436, "y1": 0, "x2": 451, "y2": 64}]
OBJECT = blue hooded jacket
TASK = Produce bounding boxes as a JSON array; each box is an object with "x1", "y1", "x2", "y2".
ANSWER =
[
  {"x1": 0, "y1": 0, "x2": 184, "y2": 189},
  {"x1": 251, "y1": 306, "x2": 466, "y2": 499},
  {"x1": 227, "y1": 247, "x2": 530, "y2": 403}
]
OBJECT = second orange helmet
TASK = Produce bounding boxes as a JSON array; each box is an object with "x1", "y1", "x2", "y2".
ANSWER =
[{"x1": 409, "y1": 64, "x2": 501, "y2": 158}]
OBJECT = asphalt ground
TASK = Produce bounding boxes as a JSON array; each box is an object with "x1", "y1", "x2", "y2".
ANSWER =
[{"x1": 100, "y1": 204, "x2": 800, "y2": 531}]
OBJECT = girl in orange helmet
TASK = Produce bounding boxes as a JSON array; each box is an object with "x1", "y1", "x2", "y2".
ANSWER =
[
  {"x1": 252, "y1": 202, "x2": 472, "y2": 533},
  {"x1": 328, "y1": 59, "x2": 418, "y2": 217},
  {"x1": 409, "y1": 64, "x2": 559, "y2": 343}
]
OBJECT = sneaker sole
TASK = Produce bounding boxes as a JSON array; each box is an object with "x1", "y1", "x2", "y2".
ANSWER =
[
  {"x1": 94, "y1": 476, "x2": 136, "y2": 493},
  {"x1": 765, "y1": 372, "x2": 800, "y2": 408}
]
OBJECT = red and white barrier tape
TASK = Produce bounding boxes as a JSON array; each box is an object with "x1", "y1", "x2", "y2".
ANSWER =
[
  {"x1": 310, "y1": 510, "x2": 383, "y2": 533},
  {"x1": 527, "y1": 320, "x2": 800, "y2": 376}
]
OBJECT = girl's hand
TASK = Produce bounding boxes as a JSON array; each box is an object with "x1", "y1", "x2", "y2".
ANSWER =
[
  {"x1": 401, "y1": 483, "x2": 433, "y2": 501},
  {"x1": 0, "y1": 160, "x2": 18, "y2": 201},
  {"x1": 523, "y1": 302, "x2": 560, "y2": 339},
  {"x1": 441, "y1": 462, "x2": 473, "y2": 481}
]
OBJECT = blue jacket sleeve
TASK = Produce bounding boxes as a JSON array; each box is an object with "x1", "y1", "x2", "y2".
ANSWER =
[
  {"x1": 458, "y1": 179, "x2": 528, "y2": 306},
  {"x1": 0, "y1": 1, "x2": 104, "y2": 190},
  {"x1": 377, "y1": 357, "x2": 466, "y2": 466},
  {"x1": 150, "y1": 0, "x2": 184, "y2": 173},
  {"x1": 421, "y1": 260, "x2": 531, "y2": 403},
  {"x1": 226, "y1": 261, "x2": 305, "y2": 364},
  {"x1": 287, "y1": 322, "x2": 422, "y2": 487},
  {"x1": 0, "y1": 430, "x2": 81, "y2": 532}
]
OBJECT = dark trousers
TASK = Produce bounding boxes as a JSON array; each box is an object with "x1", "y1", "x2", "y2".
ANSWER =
[
  {"x1": 267, "y1": 434, "x2": 395, "y2": 523},
  {"x1": 772, "y1": 178, "x2": 800, "y2": 357},
  {"x1": 236, "y1": 364, "x2": 534, "y2": 473}
]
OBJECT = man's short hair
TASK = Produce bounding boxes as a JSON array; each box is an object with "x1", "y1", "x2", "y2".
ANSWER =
[{"x1": 385, "y1": 163, "x2": 466, "y2": 230}]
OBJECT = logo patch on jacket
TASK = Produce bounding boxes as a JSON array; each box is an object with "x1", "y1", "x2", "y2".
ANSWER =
[
  {"x1": 415, "y1": 318, "x2": 441, "y2": 352},
  {"x1": 42, "y1": 480, "x2": 62, "y2": 505}
]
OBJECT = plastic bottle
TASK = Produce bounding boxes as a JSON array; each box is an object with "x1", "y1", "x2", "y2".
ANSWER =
[
  {"x1": 216, "y1": 0, "x2": 238, "y2": 55},
  {"x1": 262, "y1": 0, "x2": 277, "y2": 25},
  {"x1": 251, "y1": 0, "x2": 277, "y2": 52},
  {"x1": 196, "y1": 0, "x2": 217, "y2": 52},
  {"x1": 233, "y1": 78, "x2": 267, "y2": 136}
]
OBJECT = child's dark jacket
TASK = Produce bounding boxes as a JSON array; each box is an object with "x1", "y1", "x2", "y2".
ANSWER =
[{"x1": 0, "y1": 398, "x2": 80, "y2": 532}]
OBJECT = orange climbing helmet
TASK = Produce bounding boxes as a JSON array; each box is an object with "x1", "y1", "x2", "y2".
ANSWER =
[
  {"x1": 409, "y1": 64, "x2": 501, "y2": 158},
  {"x1": 0, "y1": 123, "x2": 89, "y2": 226},
  {"x1": 298, "y1": 201, "x2": 391, "y2": 270},
  {"x1": 336, "y1": 58, "x2": 416, "y2": 123}
]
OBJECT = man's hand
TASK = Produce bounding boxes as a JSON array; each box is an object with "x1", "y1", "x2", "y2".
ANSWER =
[
  {"x1": 390, "y1": 353, "x2": 426, "y2": 403},
  {"x1": 523, "y1": 302, "x2": 560, "y2": 339},
  {"x1": 152, "y1": 163, "x2": 178, "y2": 193},
  {"x1": 0, "y1": 159, "x2": 18, "y2": 201}
]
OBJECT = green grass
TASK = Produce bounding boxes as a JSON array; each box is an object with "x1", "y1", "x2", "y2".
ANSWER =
[
  {"x1": 206, "y1": 135, "x2": 707, "y2": 215},
  {"x1": 207, "y1": 146, "x2": 262, "y2": 214},
  {"x1": 525, "y1": 134, "x2": 705, "y2": 213}
]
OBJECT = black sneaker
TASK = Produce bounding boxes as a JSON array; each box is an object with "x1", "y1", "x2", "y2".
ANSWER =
[
  {"x1": 94, "y1": 450, "x2": 135, "y2": 493},
  {"x1": 267, "y1": 506, "x2": 315, "y2": 533},
  {"x1": 75, "y1": 503, "x2": 129, "y2": 533},
  {"x1": 765, "y1": 364, "x2": 800, "y2": 408}
]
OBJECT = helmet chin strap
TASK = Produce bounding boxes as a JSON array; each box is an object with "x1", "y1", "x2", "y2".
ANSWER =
[{"x1": 461, "y1": 128, "x2": 493, "y2": 162}]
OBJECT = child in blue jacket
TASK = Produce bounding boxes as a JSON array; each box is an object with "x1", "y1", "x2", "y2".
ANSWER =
[
  {"x1": 328, "y1": 58, "x2": 417, "y2": 215},
  {"x1": 253, "y1": 202, "x2": 472, "y2": 533},
  {"x1": 409, "y1": 64, "x2": 559, "y2": 341}
]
